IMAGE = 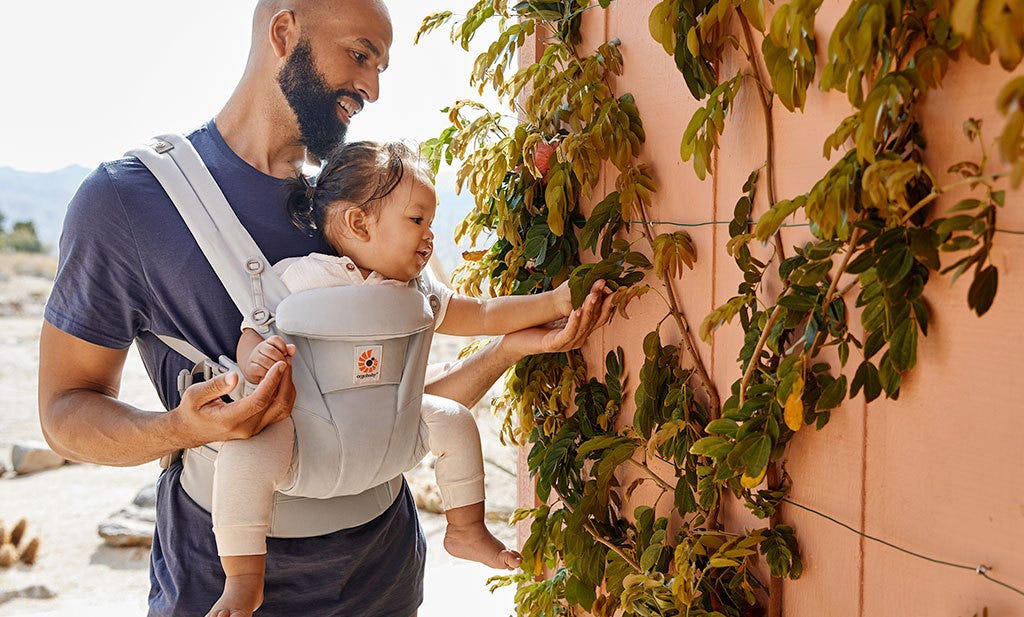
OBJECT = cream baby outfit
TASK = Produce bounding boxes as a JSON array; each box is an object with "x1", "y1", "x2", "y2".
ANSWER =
[{"x1": 213, "y1": 253, "x2": 485, "y2": 556}]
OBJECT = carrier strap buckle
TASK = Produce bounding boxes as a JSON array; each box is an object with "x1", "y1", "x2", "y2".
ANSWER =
[{"x1": 245, "y1": 256, "x2": 273, "y2": 333}]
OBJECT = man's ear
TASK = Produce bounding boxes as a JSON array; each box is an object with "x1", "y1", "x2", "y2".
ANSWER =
[
  {"x1": 342, "y1": 208, "x2": 373, "y2": 242},
  {"x1": 269, "y1": 10, "x2": 298, "y2": 59}
]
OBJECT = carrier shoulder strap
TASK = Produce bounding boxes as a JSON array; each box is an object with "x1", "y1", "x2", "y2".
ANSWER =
[{"x1": 127, "y1": 134, "x2": 290, "y2": 329}]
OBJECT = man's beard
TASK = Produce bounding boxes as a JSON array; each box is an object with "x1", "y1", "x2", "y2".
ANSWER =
[{"x1": 277, "y1": 38, "x2": 356, "y2": 160}]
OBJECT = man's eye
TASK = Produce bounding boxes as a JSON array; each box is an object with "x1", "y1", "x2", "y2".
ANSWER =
[{"x1": 352, "y1": 51, "x2": 368, "y2": 64}]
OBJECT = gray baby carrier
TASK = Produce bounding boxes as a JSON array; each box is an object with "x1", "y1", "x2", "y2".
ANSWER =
[{"x1": 129, "y1": 134, "x2": 433, "y2": 536}]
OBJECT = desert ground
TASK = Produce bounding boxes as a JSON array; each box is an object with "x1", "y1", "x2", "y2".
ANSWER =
[{"x1": 0, "y1": 254, "x2": 518, "y2": 616}]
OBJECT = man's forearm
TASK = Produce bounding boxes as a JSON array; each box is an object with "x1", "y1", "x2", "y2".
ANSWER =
[
  {"x1": 424, "y1": 336, "x2": 528, "y2": 409},
  {"x1": 41, "y1": 391, "x2": 184, "y2": 466}
]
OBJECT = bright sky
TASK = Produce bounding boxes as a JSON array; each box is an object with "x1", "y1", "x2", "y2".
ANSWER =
[{"x1": 0, "y1": 1, "x2": 500, "y2": 175}]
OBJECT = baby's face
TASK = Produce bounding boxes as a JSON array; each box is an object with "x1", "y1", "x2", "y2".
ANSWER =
[{"x1": 358, "y1": 175, "x2": 437, "y2": 282}]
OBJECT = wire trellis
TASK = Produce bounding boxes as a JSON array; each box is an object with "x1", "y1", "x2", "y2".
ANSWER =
[{"x1": 783, "y1": 498, "x2": 1024, "y2": 598}]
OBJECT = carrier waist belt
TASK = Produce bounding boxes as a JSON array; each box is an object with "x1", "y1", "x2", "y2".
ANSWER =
[{"x1": 179, "y1": 445, "x2": 404, "y2": 537}]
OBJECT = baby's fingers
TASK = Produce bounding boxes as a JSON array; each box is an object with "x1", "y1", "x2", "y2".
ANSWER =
[
  {"x1": 246, "y1": 360, "x2": 270, "y2": 382},
  {"x1": 264, "y1": 335, "x2": 292, "y2": 356},
  {"x1": 257, "y1": 343, "x2": 288, "y2": 364}
]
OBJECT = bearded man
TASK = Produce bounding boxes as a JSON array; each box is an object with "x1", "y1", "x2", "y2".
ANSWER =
[{"x1": 38, "y1": 2, "x2": 611, "y2": 615}]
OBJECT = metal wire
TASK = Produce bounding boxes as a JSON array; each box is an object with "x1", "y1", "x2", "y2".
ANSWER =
[
  {"x1": 623, "y1": 219, "x2": 1024, "y2": 235},
  {"x1": 782, "y1": 498, "x2": 1024, "y2": 598}
]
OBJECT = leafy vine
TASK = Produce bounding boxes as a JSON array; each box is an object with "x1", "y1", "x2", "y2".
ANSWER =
[{"x1": 419, "y1": 1, "x2": 1021, "y2": 615}]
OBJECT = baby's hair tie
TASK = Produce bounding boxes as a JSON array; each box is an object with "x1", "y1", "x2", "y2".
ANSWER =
[{"x1": 303, "y1": 175, "x2": 317, "y2": 202}]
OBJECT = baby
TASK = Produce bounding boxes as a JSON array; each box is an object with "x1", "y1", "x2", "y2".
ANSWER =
[{"x1": 207, "y1": 141, "x2": 586, "y2": 617}]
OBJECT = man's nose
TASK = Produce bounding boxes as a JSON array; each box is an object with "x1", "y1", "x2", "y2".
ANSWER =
[{"x1": 355, "y1": 70, "x2": 380, "y2": 104}]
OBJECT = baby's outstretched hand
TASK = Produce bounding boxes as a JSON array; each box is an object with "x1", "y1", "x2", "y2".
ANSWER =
[
  {"x1": 243, "y1": 335, "x2": 296, "y2": 384},
  {"x1": 552, "y1": 281, "x2": 574, "y2": 317}
]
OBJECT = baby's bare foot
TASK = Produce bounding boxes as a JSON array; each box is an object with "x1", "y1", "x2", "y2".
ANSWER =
[
  {"x1": 205, "y1": 573, "x2": 264, "y2": 617},
  {"x1": 443, "y1": 520, "x2": 522, "y2": 570}
]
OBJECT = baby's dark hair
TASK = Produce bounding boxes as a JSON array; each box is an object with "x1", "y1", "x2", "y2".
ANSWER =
[{"x1": 285, "y1": 141, "x2": 431, "y2": 238}]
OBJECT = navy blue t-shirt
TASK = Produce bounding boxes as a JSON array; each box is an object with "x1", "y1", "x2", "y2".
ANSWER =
[
  {"x1": 45, "y1": 121, "x2": 425, "y2": 616},
  {"x1": 46, "y1": 121, "x2": 331, "y2": 409}
]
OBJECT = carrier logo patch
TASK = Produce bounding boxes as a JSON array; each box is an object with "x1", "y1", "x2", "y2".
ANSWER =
[{"x1": 354, "y1": 345, "x2": 383, "y2": 382}]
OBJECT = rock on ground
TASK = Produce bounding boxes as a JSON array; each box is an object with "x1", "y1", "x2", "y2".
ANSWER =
[
  {"x1": 11, "y1": 442, "x2": 66, "y2": 476},
  {"x1": 98, "y1": 484, "x2": 158, "y2": 548}
]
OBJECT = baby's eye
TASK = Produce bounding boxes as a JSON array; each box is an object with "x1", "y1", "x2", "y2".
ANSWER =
[{"x1": 410, "y1": 217, "x2": 424, "y2": 225}]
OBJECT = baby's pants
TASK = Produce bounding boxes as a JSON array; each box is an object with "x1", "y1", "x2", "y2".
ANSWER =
[{"x1": 211, "y1": 394, "x2": 485, "y2": 556}]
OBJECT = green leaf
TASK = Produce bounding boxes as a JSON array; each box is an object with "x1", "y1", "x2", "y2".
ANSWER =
[
  {"x1": 845, "y1": 250, "x2": 876, "y2": 275},
  {"x1": 876, "y1": 246, "x2": 914, "y2": 284},
  {"x1": 577, "y1": 435, "x2": 629, "y2": 458},
  {"x1": 936, "y1": 214, "x2": 976, "y2": 237},
  {"x1": 705, "y1": 418, "x2": 740, "y2": 437},
  {"x1": 545, "y1": 168, "x2": 568, "y2": 236},
  {"x1": 816, "y1": 375, "x2": 848, "y2": 410},
  {"x1": 690, "y1": 436, "x2": 733, "y2": 458},
  {"x1": 674, "y1": 476, "x2": 698, "y2": 514},
  {"x1": 566, "y1": 574, "x2": 597, "y2": 611},
  {"x1": 778, "y1": 293, "x2": 817, "y2": 313},
  {"x1": 742, "y1": 434, "x2": 772, "y2": 476},
  {"x1": 740, "y1": 0, "x2": 766, "y2": 32},
  {"x1": 755, "y1": 196, "x2": 804, "y2": 241},
  {"x1": 888, "y1": 318, "x2": 918, "y2": 372},
  {"x1": 948, "y1": 198, "x2": 984, "y2": 213},
  {"x1": 699, "y1": 295, "x2": 749, "y2": 342},
  {"x1": 581, "y1": 192, "x2": 621, "y2": 253},
  {"x1": 878, "y1": 354, "x2": 903, "y2": 398},
  {"x1": 851, "y1": 360, "x2": 882, "y2": 402},
  {"x1": 790, "y1": 261, "x2": 832, "y2": 287},
  {"x1": 640, "y1": 543, "x2": 663, "y2": 572},
  {"x1": 762, "y1": 525, "x2": 803, "y2": 579},
  {"x1": 708, "y1": 557, "x2": 742, "y2": 568},
  {"x1": 968, "y1": 265, "x2": 998, "y2": 316}
]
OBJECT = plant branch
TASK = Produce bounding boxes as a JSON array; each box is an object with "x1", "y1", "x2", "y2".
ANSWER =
[
  {"x1": 823, "y1": 228, "x2": 863, "y2": 312},
  {"x1": 899, "y1": 173, "x2": 1005, "y2": 224},
  {"x1": 739, "y1": 304, "x2": 785, "y2": 404},
  {"x1": 582, "y1": 520, "x2": 642, "y2": 572},
  {"x1": 737, "y1": 11, "x2": 786, "y2": 262},
  {"x1": 626, "y1": 457, "x2": 676, "y2": 493},
  {"x1": 635, "y1": 210, "x2": 721, "y2": 414}
]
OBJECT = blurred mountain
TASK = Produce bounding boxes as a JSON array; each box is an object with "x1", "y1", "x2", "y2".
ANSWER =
[{"x1": 0, "y1": 165, "x2": 92, "y2": 251}]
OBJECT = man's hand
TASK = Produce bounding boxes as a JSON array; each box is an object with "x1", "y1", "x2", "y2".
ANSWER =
[
  {"x1": 505, "y1": 279, "x2": 614, "y2": 356},
  {"x1": 39, "y1": 323, "x2": 297, "y2": 466},
  {"x1": 423, "y1": 280, "x2": 613, "y2": 410},
  {"x1": 175, "y1": 359, "x2": 296, "y2": 446}
]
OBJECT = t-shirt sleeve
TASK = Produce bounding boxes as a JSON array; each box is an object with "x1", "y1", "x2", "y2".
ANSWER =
[
  {"x1": 44, "y1": 164, "x2": 152, "y2": 349},
  {"x1": 419, "y1": 263, "x2": 454, "y2": 331}
]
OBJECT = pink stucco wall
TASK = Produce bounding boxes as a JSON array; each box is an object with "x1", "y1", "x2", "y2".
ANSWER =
[{"x1": 517, "y1": 2, "x2": 1024, "y2": 614}]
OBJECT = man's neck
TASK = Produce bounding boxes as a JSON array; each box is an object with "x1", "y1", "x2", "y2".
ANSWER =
[{"x1": 215, "y1": 82, "x2": 311, "y2": 179}]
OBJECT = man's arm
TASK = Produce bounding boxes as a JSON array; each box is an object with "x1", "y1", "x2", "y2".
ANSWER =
[
  {"x1": 425, "y1": 280, "x2": 613, "y2": 409},
  {"x1": 38, "y1": 322, "x2": 296, "y2": 467}
]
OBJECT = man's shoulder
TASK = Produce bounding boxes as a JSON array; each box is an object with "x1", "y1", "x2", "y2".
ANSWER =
[
  {"x1": 91, "y1": 125, "x2": 210, "y2": 192},
  {"x1": 73, "y1": 125, "x2": 212, "y2": 216}
]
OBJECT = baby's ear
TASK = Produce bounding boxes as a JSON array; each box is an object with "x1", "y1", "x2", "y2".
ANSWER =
[{"x1": 342, "y1": 208, "x2": 372, "y2": 242}]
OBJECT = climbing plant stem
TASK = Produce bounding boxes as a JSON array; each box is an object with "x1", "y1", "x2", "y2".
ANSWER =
[{"x1": 737, "y1": 11, "x2": 786, "y2": 261}]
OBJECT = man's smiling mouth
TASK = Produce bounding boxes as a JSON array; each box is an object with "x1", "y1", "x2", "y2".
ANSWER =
[{"x1": 337, "y1": 97, "x2": 362, "y2": 121}]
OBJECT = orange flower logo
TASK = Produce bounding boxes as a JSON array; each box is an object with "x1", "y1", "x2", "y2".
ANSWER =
[{"x1": 357, "y1": 349, "x2": 379, "y2": 374}]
